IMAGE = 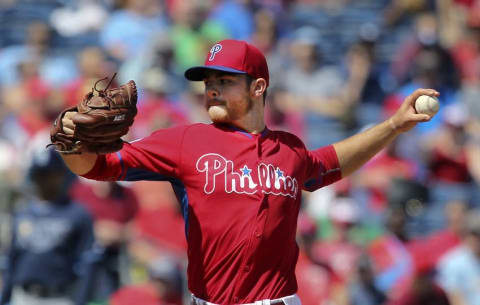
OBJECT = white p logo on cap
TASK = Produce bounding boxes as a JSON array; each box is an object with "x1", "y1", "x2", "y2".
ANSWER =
[{"x1": 209, "y1": 44, "x2": 222, "y2": 61}]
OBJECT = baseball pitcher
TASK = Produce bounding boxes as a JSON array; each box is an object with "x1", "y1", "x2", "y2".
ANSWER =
[{"x1": 49, "y1": 39, "x2": 438, "y2": 305}]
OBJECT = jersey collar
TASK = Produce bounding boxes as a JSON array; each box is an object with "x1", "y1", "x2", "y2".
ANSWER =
[{"x1": 214, "y1": 123, "x2": 270, "y2": 139}]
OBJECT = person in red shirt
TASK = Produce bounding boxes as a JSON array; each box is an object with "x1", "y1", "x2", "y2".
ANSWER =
[
  {"x1": 55, "y1": 39, "x2": 439, "y2": 304},
  {"x1": 62, "y1": 47, "x2": 114, "y2": 108},
  {"x1": 295, "y1": 212, "x2": 341, "y2": 305},
  {"x1": 407, "y1": 199, "x2": 467, "y2": 274},
  {"x1": 355, "y1": 138, "x2": 418, "y2": 213},
  {"x1": 387, "y1": 265, "x2": 450, "y2": 305},
  {"x1": 422, "y1": 103, "x2": 472, "y2": 184},
  {"x1": 310, "y1": 197, "x2": 362, "y2": 284},
  {"x1": 70, "y1": 179, "x2": 139, "y2": 304}
]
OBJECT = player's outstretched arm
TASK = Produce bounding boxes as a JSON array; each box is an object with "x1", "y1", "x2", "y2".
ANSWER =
[
  {"x1": 332, "y1": 88, "x2": 439, "y2": 177},
  {"x1": 61, "y1": 153, "x2": 98, "y2": 175},
  {"x1": 58, "y1": 111, "x2": 98, "y2": 175}
]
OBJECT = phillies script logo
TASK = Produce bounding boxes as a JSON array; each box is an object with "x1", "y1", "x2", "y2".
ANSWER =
[
  {"x1": 196, "y1": 153, "x2": 298, "y2": 198},
  {"x1": 209, "y1": 44, "x2": 222, "y2": 61}
]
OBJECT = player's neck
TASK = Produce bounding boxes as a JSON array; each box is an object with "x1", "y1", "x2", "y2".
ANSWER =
[
  {"x1": 233, "y1": 120, "x2": 265, "y2": 134},
  {"x1": 233, "y1": 105, "x2": 265, "y2": 134}
]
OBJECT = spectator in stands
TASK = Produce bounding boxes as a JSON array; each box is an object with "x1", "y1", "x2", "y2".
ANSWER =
[
  {"x1": 295, "y1": 211, "x2": 341, "y2": 305},
  {"x1": 118, "y1": 32, "x2": 185, "y2": 96},
  {"x1": 353, "y1": 136, "x2": 418, "y2": 215},
  {"x1": 407, "y1": 199, "x2": 467, "y2": 278},
  {"x1": 276, "y1": 26, "x2": 360, "y2": 148},
  {"x1": 311, "y1": 197, "x2": 362, "y2": 283},
  {"x1": 290, "y1": 0, "x2": 388, "y2": 64},
  {"x1": 71, "y1": 179, "x2": 139, "y2": 305},
  {"x1": 0, "y1": 21, "x2": 77, "y2": 87},
  {"x1": 388, "y1": 266, "x2": 450, "y2": 305},
  {"x1": 390, "y1": 12, "x2": 458, "y2": 87},
  {"x1": 348, "y1": 254, "x2": 388, "y2": 305},
  {"x1": 249, "y1": 7, "x2": 288, "y2": 97},
  {"x1": 368, "y1": 208, "x2": 413, "y2": 299},
  {"x1": 100, "y1": 0, "x2": 169, "y2": 62},
  {"x1": 419, "y1": 103, "x2": 475, "y2": 220},
  {"x1": 49, "y1": 0, "x2": 108, "y2": 39},
  {"x1": 386, "y1": 11, "x2": 460, "y2": 130},
  {"x1": 250, "y1": 8, "x2": 278, "y2": 56},
  {"x1": 209, "y1": 0, "x2": 255, "y2": 40},
  {"x1": 312, "y1": 198, "x2": 363, "y2": 304},
  {"x1": 421, "y1": 103, "x2": 471, "y2": 184},
  {"x1": 383, "y1": 0, "x2": 431, "y2": 28},
  {"x1": 437, "y1": 210, "x2": 480, "y2": 305},
  {"x1": 0, "y1": 147, "x2": 93, "y2": 305},
  {"x1": 62, "y1": 47, "x2": 115, "y2": 108},
  {"x1": 1, "y1": 59, "x2": 52, "y2": 139},
  {"x1": 345, "y1": 38, "x2": 389, "y2": 127},
  {"x1": 129, "y1": 180, "x2": 187, "y2": 257},
  {"x1": 382, "y1": 41, "x2": 461, "y2": 168},
  {"x1": 464, "y1": 100, "x2": 480, "y2": 197},
  {"x1": 264, "y1": 86, "x2": 306, "y2": 139},
  {"x1": 449, "y1": 3, "x2": 480, "y2": 83},
  {"x1": 169, "y1": 0, "x2": 228, "y2": 70},
  {"x1": 129, "y1": 68, "x2": 189, "y2": 140}
]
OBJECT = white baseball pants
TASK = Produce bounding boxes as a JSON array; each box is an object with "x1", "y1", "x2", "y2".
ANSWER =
[{"x1": 191, "y1": 293, "x2": 302, "y2": 305}]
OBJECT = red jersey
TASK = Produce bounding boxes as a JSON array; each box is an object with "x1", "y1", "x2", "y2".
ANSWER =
[
  {"x1": 70, "y1": 180, "x2": 139, "y2": 223},
  {"x1": 83, "y1": 123, "x2": 341, "y2": 304}
]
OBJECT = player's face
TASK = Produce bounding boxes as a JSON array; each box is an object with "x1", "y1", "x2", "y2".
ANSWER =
[
  {"x1": 203, "y1": 71, "x2": 252, "y2": 123},
  {"x1": 32, "y1": 171, "x2": 66, "y2": 201}
]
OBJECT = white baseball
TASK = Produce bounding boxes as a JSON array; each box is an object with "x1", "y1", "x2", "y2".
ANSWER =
[{"x1": 415, "y1": 95, "x2": 439, "y2": 116}]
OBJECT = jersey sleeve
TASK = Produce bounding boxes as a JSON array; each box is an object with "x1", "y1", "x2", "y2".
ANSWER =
[
  {"x1": 82, "y1": 125, "x2": 188, "y2": 182},
  {"x1": 303, "y1": 145, "x2": 342, "y2": 192}
]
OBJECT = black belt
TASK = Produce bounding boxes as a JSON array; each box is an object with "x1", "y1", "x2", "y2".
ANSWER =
[{"x1": 21, "y1": 283, "x2": 68, "y2": 298}]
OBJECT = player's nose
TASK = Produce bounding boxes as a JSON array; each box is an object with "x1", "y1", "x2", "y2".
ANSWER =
[{"x1": 205, "y1": 85, "x2": 219, "y2": 98}]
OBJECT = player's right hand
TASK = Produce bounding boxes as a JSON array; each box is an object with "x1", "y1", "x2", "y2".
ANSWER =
[{"x1": 389, "y1": 88, "x2": 439, "y2": 134}]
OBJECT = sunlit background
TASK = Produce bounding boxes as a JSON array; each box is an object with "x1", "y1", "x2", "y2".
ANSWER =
[{"x1": 0, "y1": 0, "x2": 479, "y2": 305}]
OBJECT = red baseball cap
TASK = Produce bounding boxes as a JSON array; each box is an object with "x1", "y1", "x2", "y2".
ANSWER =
[{"x1": 184, "y1": 39, "x2": 269, "y2": 87}]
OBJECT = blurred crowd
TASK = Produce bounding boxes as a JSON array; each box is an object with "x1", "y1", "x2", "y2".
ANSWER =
[{"x1": 0, "y1": 0, "x2": 479, "y2": 305}]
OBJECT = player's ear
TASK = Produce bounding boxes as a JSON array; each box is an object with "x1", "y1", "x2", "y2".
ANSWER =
[{"x1": 250, "y1": 78, "x2": 267, "y2": 99}]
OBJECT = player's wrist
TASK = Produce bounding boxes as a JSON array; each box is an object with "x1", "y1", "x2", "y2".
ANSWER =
[
  {"x1": 387, "y1": 116, "x2": 405, "y2": 136},
  {"x1": 388, "y1": 117, "x2": 398, "y2": 132}
]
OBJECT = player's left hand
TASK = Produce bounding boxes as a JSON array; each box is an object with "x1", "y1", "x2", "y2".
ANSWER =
[
  {"x1": 389, "y1": 88, "x2": 439, "y2": 134},
  {"x1": 48, "y1": 74, "x2": 137, "y2": 154}
]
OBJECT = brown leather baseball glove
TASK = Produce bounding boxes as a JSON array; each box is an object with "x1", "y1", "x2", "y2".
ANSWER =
[{"x1": 49, "y1": 73, "x2": 138, "y2": 154}]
